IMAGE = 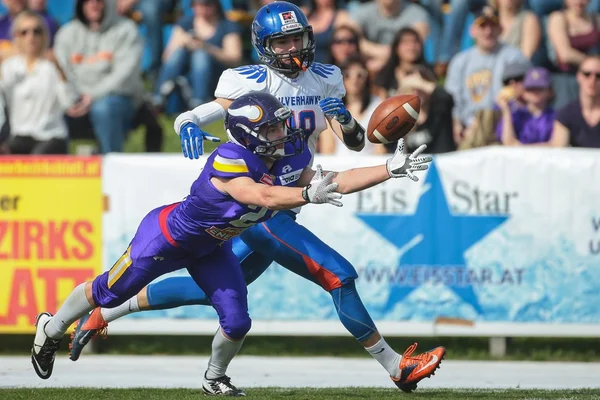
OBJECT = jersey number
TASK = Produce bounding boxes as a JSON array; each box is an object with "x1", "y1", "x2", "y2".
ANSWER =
[
  {"x1": 230, "y1": 205, "x2": 270, "y2": 228},
  {"x1": 289, "y1": 110, "x2": 316, "y2": 136}
]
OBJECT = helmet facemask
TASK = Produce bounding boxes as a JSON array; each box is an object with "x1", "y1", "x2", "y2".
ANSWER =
[
  {"x1": 227, "y1": 106, "x2": 305, "y2": 160},
  {"x1": 260, "y1": 29, "x2": 316, "y2": 74},
  {"x1": 254, "y1": 107, "x2": 304, "y2": 159}
]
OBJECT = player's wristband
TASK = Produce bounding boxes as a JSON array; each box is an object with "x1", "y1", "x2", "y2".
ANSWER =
[
  {"x1": 302, "y1": 185, "x2": 311, "y2": 202},
  {"x1": 341, "y1": 119, "x2": 365, "y2": 149}
]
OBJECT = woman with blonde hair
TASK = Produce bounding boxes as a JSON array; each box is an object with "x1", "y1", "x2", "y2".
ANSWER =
[{"x1": 1, "y1": 10, "x2": 77, "y2": 154}]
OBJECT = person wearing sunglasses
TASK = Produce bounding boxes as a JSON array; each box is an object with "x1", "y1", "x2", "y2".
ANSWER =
[
  {"x1": 549, "y1": 55, "x2": 600, "y2": 147},
  {"x1": 374, "y1": 27, "x2": 431, "y2": 99},
  {"x1": 26, "y1": 0, "x2": 60, "y2": 47},
  {"x1": 0, "y1": 10, "x2": 78, "y2": 155},
  {"x1": 319, "y1": 55, "x2": 386, "y2": 154},
  {"x1": 327, "y1": 24, "x2": 361, "y2": 67}
]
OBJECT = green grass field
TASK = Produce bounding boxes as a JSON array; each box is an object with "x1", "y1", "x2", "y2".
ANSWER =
[{"x1": 2, "y1": 388, "x2": 600, "y2": 400}]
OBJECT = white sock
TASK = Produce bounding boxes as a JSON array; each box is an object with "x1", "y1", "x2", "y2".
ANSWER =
[
  {"x1": 365, "y1": 337, "x2": 402, "y2": 378},
  {"x1": 44, "y1": 283, "x2": 94, "y2": 339},
  {"x1": 205, "y1": 327, "x2": 245, "y2": 380},
  {"x1": 101, "y1": 295, "x2": 140, "y2": 323}
]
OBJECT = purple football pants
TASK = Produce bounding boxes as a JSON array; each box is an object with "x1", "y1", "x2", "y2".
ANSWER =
[{"x1": 91, "y1": 204, "x2": 251, "y2": 339}]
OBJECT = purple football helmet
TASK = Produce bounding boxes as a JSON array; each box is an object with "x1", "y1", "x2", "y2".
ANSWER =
[{"x1": 225, "y1": 92, "x2": 304, "y2": 159}]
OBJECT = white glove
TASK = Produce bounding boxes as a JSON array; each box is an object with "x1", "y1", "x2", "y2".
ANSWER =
[
  {"x1": 302, "y1": 165, "x2": 343, "y2": 207},
  {"x1": 386, "y1": 138, "x2": 432, "y2": 182}
]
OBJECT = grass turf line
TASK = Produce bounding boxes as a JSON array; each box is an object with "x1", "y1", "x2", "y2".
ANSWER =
[{"x1": 1, "y1": 388, "x2": 600, "y2": 400}]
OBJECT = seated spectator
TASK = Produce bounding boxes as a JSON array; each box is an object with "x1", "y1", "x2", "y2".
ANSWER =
[
  {"x1": 154, "y1": 0, "x2": 242, "y2": 109},
  {"x1": 497, "y1": 59, "x2": 530, "y2": 110},
  {"x1": 390, "y1": 65, "x2": 456, "y2": 154},
  {"x1": 547, "y1": 0, "x2": 600, "y2": 108},
  {"x1": 548, "y1": 55, "x2": 600, "y2": 147},
  {"x1": 1, "y1": 10, "x2": 77, "y2": 154},
  {"x1": 318, "y1": 55, "x2": 385, "y2": 154},
  {"x1": 27, "y1": 0, "x2": 59, "y2": 46},
  {"x1": 374, "y1": 27, "x2": 431, "y2": 99},
  {"x1": 54, "y1": 0, "x2": 143, "y2": 154},
  {"x1": 303, "y1": 0, "x2": 351, "y2": 63},
  {"x1": 349, "y1": 0, "x2": 430, "y2": 73},
  {"x1": 327, "y1": 25, "x2": 361, "y2": 67},
  {"x1": 497, "y1": 67, "x2": 555, "y2": 145},
  {"x1": 114, "y1": 0, "x2": 179, "y2": 83},
  {"x1": 0, "y1": 0, "x2": 26, "y2": 61},
  {"x1": 445, "y1": 6, "x2": 528, "y2": 147},
  {"x1": 491, "y1": 0, "x2": 541, "y2": 60}
]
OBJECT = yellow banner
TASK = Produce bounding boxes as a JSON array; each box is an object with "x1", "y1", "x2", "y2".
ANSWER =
[{"x1": 0, "y1": 157, "x2": 102, "y2": 333}]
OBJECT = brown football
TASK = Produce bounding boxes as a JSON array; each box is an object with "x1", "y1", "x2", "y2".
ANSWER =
[{"x1": 367, "y1": 95, "x2": 421, "y2": 144}]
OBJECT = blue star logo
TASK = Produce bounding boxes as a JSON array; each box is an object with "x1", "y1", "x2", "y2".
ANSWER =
[{"x1": 356, "y1": 161, "x2": 508, "y2": 315}]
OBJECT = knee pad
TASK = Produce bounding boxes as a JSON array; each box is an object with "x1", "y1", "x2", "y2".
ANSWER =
[{"x1": 220, "y1": 313, "x2": 252, "y2": 340}]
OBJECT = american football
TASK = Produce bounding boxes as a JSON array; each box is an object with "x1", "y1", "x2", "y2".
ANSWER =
[{"x1": 367, "y1": 94, "x2": 421, "y2": 144}]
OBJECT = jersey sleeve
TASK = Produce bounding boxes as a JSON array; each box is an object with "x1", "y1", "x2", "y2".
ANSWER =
[
  {"x1": 214, "y1": 65, "x2": 268, "y2": 99},
  {"x1": 209, "y1": 145, "x2": 254, "y2": 180},
  {"x1": 327, "y1": 65, "x2": 346, "y2": 99},
  {"x1": 310, "y1": 63, "x2": 345, "y2": 99}
]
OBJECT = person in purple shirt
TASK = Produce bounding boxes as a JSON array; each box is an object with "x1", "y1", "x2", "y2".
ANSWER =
[{"x1": 496, "y1": 67, "x2": 556, "y2": 145}]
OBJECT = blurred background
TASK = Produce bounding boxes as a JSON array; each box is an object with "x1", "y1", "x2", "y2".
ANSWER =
[{"x1": 1, "y1": 0, "x2": 600, "y2": 363}]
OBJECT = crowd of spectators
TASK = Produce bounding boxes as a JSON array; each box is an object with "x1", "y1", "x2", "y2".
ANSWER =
[{"x1": 0, "y1": 0, "x2": 598, "y2": 156}]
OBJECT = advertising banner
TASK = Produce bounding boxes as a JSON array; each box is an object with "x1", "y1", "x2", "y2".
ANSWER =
[
  {"x1": 102, "y1": 148, "x2": 600, "y2": 334},
  {"x1": 0, "y1": 157, "x2": 103, "y2": 333}
]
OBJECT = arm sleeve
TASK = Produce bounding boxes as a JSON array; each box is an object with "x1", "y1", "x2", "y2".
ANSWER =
[
  {"x1": 326, "y1": 65, "x2": 346, "y2": 99},
  {"x1": 214, "y1": 67, "x2": 262, "y2": 99},
  {"x1": 209, "y1": 145, "x2": 255, "y2": 180}
]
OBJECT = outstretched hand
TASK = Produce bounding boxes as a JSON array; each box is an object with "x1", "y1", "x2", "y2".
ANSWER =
[{"x1": 386, "y1": 138, "x2": 432, "y2": 181}]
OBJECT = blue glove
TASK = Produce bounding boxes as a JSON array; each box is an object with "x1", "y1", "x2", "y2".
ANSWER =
[
  {"x1": 318, "y1": 97, "x2": 352, "y2": 125},
  {"x1": 180, "y1": 122, "x2": 221, "y2": 159}
]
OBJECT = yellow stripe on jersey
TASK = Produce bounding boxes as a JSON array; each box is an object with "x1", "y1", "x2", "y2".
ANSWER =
[
  {"x1": 213, "y1": 154, "x2": 249, "y2": 174},
  {"x1": 108, "y1": 246, "x2": 132, "y2": 289}
]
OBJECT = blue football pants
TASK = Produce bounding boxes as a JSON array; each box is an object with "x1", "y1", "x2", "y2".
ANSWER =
[{"x1": 146, "y1": 211, "x2": 378, "y2": 341}]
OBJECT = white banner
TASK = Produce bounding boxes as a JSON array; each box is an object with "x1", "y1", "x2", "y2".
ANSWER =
[{"x1": 103, "y1": 147, "x2": 600, "y2": 336}]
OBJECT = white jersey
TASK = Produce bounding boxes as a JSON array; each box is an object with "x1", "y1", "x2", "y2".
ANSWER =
[{"x1": 215, "y1": 63, "x2": 346, "y2": 166}]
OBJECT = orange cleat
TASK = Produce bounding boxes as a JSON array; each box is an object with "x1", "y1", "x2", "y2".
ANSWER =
[
  {"x1": 68, "y1": 307, "x2": 108, "y2": 361},
  {"x1": 391, "y1": 342, "x2": 446, "y2": 393}
]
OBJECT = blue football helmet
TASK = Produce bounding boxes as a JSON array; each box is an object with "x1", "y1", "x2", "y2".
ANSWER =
[
  {"x1": 252, "y1": 1, "x2": 316, "y2": 73},
  {"x1": 225, "y1": 92, "x2": 304, "y2": 159}
]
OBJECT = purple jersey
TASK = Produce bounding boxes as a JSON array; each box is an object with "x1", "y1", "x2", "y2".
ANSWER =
[
  {"x1": 164, "y1": 138, "x2": 311, "y2": 254},
  {"x1": 496, "y1": 107, "x2": 556, "y2": 144}
]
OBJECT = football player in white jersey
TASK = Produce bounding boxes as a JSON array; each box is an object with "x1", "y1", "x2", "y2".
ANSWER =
[{"x1": 69, "y1": 1, "x2": 445, "y2": 396}]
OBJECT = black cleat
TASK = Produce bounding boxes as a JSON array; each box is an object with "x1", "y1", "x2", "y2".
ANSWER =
[
  {"x1": 202, "y1": 372, "x2": 246, "y2": 396},
  {"x1": 31, "y1": 312, "x2": 61, "y2": 379}
]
